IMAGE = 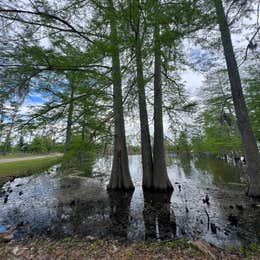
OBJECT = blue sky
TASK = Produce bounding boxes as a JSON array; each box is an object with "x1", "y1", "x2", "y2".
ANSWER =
[{"x1": 25, "y1": 92, "x2": 45, "y2": 104}]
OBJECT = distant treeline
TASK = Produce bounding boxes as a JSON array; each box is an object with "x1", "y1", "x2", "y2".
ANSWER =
[{"x1": 0, "y1": 136, "x2": 64, "y2": 154}]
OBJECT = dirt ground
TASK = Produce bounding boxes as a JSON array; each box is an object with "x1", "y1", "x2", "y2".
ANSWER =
[
  {"x1": 0, "y1": 238, "x2": 259, "y2": 260},
  {"x1": 0, "y1": 153, "x2": 63, "y2": 164}
]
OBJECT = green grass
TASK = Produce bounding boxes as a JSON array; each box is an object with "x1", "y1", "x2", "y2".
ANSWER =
[
  {"x1": 0, "y1": 156, "x2": 62, "y2": 177},
  {"x1": 239, "y1": 242, "x2": 260, "y2": 258}
]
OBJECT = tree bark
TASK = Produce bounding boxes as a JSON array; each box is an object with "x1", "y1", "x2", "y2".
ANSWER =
[
  {"x1": 152, "y1": 10, "x2": 173, "y2": 191},
  {"x1": 4, "y1": 99, "x2": 23, "y2": 154},
  {"x1": 81, "y1": 101, "x2": 87, "y2": 142},
  {"x1": 132, "y1": 0, "x2": 153, "y2": 189},
  {"x1": 107, "y1": 0, "x2": 134, "y2": 190},
  {"x1": 0, "y1": 101, "x2": 4, "y2": 140},
  {"x1": 214, "y1": 0, "x2": 260, "y2": 197},
  {"x1": 65, "y1": 83, "x2": 75, "y2": 150}
]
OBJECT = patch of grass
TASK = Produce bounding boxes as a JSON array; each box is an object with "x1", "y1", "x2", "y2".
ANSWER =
[
  {"x1": 166, "y1": 240, "x2": 187, "y2": 249},
  {"x1": 62, "y1": 237, "x2": 74, "y2": 243},
  {"x1": 0, "y1": 156, "x2": 62, "y2": 177},
  {"x1": 239, "y1": 242, "x2": 260, "y2": 258},
  {"x1": 185, "y1": 244, "x2": 205, "y2": 258}
]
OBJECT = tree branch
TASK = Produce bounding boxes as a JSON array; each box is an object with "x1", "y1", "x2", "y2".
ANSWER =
[{"x1": 0, "y1": 8, "x2": 94, "y2": 43}]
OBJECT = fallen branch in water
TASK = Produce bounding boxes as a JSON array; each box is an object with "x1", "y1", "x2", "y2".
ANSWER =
[{"x1": 205, "y1": 209, "x2": 210, "y2": 230}]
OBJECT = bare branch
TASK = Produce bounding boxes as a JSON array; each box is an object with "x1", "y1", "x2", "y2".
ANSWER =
[
  {"x1": 239, "y1": 26, "x2": 260, "y2": 67},
  {"x1": 0, "y1": 8, "x2": 94, "y2": 43}
]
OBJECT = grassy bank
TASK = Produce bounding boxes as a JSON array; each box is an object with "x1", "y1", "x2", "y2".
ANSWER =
[
  {"x1": 0, "y1": 238, "x2": 259, "y2": 259},
  {"x1": 0, "y1": 156, "x2": 62, "y2": 178}
]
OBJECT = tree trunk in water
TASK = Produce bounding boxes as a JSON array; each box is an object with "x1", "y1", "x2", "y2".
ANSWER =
[
  {"x1": 143, "y1": 190, "x2": 175, "y2": 240},
  {"x1": 107, "y1": 0, "x2": 134, "y2": 190},
  {"x1": 65, "y1": 84, "x2": 75, "y2": 150},
  {"x1": 108, "y1": 190, "x2": 134, "y2": 238},
  {"x1": 214, "y1": 0, "x2": 260, "y2": 197},
  {"x1": 153, "y1": 15, "x2": 173, "y2": 191},
  {"x1": 133, "y1": 0, "x2": 153, "y2": 189}
]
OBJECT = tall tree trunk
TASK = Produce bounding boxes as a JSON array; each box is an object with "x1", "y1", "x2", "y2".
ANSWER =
[
  {"x1": 0, "y1": 101, "x2": 4, "y2": 140},
  {"x1": 132, "y1": 0, "x2": 153, "y2": 189},
  {"x1": 4, "y1": 102, "x2": 21, "y2": 154},
  {"x1": 214, "y1": 0, "x2": 260, "y2": 197},
  {"x1": 65, "y1": 84, "x2": 75, "y2": 150},
  {"x1": 81, "y1": 101, "x2": 87, "y2": 142},
  {"x1": 152, "y1": 10, "x2": 173, "y2": 191},
  {"x1": 107, "y1": 0, "x2": 134, "y2": 190},
  {"x1": 3, "y1": 121, "x2": 13, "y2": 154}
]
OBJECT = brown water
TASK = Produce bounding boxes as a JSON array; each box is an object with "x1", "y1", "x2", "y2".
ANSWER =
[{"x1": 0, "y1": 154, "x2": 259, "y2": 248}]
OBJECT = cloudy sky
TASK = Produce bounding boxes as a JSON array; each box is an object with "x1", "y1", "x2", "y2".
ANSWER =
[{"x1": 11, "y1": 0, "x2": 259, "y2": 144}]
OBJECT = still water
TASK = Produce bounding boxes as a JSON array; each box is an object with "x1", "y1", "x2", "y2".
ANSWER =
[{"x1": 0, "y1": 154, "x2": 259, "y2": 248}]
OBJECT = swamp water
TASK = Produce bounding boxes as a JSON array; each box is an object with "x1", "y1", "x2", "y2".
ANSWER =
[{"x1": 0, "y1": 154, "x2": 259, "y2": 248}]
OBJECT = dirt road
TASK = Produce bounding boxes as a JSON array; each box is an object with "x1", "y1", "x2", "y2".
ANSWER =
[{"x1": 0, "y1": 153, "x2": 63, "y2": 164}]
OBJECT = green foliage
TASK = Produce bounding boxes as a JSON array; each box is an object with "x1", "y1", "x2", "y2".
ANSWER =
[
  {"x1": 204, "y1": 124, "x2": 241, "y2": 155},
  {"x1": 63, "y1": 135, "x2": 98, "y2": 175},
  {"x1": 53, "y1": 142, "x2": 65, "y2": 153},
  {"x1": 190, "y1": 70, "x2": 243, "y2": 156},
  {"x1": 191, "y1": 135, "x2": 205, "y2": 154},
  {"x1": 175, "y1": 131, "x2": 191, "y2": 153},
  {"x1": 0, "y1": 140, "x2": 12, "y2": 154},
  {"x1": 191, "y1": 120, "x2": 242, "y2": 156},
  {"x1": 30, "y1": 136, "x2": 54, "y2": 153},
  {"x1": 0, "y1": 0, "x2": 257, "y2": 168},
  {"x1": 128, "y1": 145, "x2": 141, "y2": 154},
  {"x1": 245, "y1": 78, "x2": 260, "y2": 142},
  {"x1": 16, "y1": 136, "x2": 31, "y2": 152},
  {"x1": 17, "y1": 136, "x2": 25, "y2": 152},
  {"x1": 164, "y1": 138, "x2": 176, "y2": 152}
]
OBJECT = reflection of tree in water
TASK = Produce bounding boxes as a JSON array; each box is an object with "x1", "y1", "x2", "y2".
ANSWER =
[
  {"x1": 165, "y1": 153, "x2": 175, "y2": 167},
  {"x1": 52, "y1": 187, "x2": 133, "y2": 240},
  {"x1": 179, "y1": 154, "x2": 192, "y2": 177},
  {"x1": 52, "y1": 177, "x2": 110, "y2": 238},
  {"x1": 194, "y1": 157, "x2": 242, "y2": 184},
  {"x1": 255, "y1": 210, "x2": 260, "y2": 241},
  {"x1": 143, "y1": 191, "x2": 176, "y2": 240},
  {"x1": 108, "y1": 190, "x2": 133, "y2": 240}
]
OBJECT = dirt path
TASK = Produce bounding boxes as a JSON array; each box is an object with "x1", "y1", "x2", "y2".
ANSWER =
[{"x1": 0, "y1": 153, "x2": 63, "y2": 164}]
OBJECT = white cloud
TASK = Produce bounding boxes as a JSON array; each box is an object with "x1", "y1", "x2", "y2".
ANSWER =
[{"x1": 181, "y1": 69, "x2": 205, "y2": 99}]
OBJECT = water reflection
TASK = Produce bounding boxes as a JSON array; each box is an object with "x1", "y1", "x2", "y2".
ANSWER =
[
  {"x1": 0, "y1": 155, "x2": 260, "y2": 247},
  {"x1": 143, "y1": 190, "x2": 176, "y2": 240},
  {"x1": 53, "y1": 176, "x2": 110, "y2": 238},
  {"x1": 108, "y1": 190, "x2": 133, "y2": 240},
  {"x1": 194, "y1": 157, "x2": 242, "y2": 184},
  {"x1": 256, "y1": 213, "x2": 260, "y2": 241},
  {"x1": 179, "y1": 154, "x2": 192, "y2": 177}
]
